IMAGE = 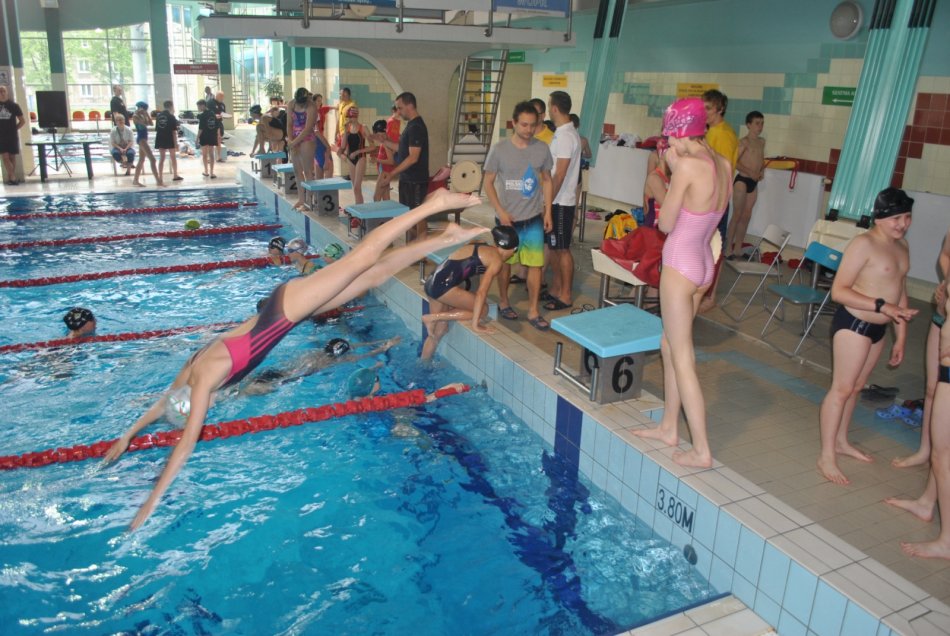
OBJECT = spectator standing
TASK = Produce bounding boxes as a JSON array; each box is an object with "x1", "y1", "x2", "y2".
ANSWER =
[
  {"x1": 109, "y1": 114, "x2": 135, "y2": 175},
  {"x1": 725, "y1": 111, "x2": 766, "y2": 259},
  {"x1": 335, "y1": 87, "x2": 357, "y2": 176},
  {"x1": 0, "y1": 85, "x2": 26, "y2": 185},
  {"x1": 699, "y1": 88, "x2": 738, "y2": 312},
  {"x1": 543, "y1": 90, "x2": 582, "y2": 311},
  {"x1": 377, "y1": 92, "x2": 429, "y2": 240},
  {"x1": 110, "y1": 85, "x2": 131, "y2": 125},
  {"x1": 155, "y1": 100, "x2": 182, "y2": 182},
  {"x1": 196, "y1": 99, "x2": 219, "y2": 179},
  {"x1": 483, "y1": 101, "x2": 553, "y2": 331}
]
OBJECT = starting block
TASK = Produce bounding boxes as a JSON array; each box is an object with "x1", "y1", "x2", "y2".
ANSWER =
[
  {"x1": 344, "y1": 201, "x2": 409, "y2": 240},
  {"x1": 253, "y1": 151, "x2": 286, "y2": 178},
  {"x1": 552, "y1": 303, "x2": 662, "y2": 404},
  {"x1": 302, "y1": 177, "x2": 349, "y2": 216},
  {"x1": 273, "y1": 164, "x2": 297, "y2": 194}
]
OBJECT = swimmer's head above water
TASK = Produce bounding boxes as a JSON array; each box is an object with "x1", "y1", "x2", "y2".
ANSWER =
[
  {"x1": 63, "y1": 307, "x2": 95, "y2": 336},
  {"x1": 324, "y1": 338, "x2": 351, "y2": 357},
  {"x1": 286, "y1": 238, "x2": 308, "y2": 255},
  {"x1": 268, "y1": 237, "x2": 286, "y2": 253},
  {"x1": 347, "y1": 367, "x2": 380, "y2": 399}
]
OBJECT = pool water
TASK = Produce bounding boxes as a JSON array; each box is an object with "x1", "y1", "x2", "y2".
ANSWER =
[{"x1": 0, "y1": 188, "x2": 719, "y2": 634}]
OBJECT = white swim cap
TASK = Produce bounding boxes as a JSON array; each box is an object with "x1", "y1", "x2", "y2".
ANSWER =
[{"x1": 164, "y1": 385, "x2": 192, "y2": 427}]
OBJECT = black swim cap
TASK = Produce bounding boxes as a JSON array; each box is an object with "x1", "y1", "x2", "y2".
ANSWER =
[
  {"x1": 372, "y1": 119, "x2": 387, "y2": 134},
  {"x1": 491, "y1": 226, "x2": 520, "y2": 250},
  {"x1": 269, "y1": 237, "x2": 286, "y2": 252},
  {"x1": 324, "y1": 338, "x2": 351, "y2": 357},
  {"x1": 873, "y1": 187, "x2": 914, "y2": 220},
  {"x1": 63, "y1": 307, "x2": 94, "y2": 331},
  {"x1": 249, "y1": 104, "x2": 262, "y2": 114}
]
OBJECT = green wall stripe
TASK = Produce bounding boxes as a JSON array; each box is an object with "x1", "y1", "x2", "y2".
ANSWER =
[
  {"x1": 217, "y1": 38, "x2": 231, "y2": 75},
  {"x1": 44, "y1": 8, "x2": 65, "y2": 75},
  {"x1": 149, "y1": 0, "x2": 170, "y2": 75}
]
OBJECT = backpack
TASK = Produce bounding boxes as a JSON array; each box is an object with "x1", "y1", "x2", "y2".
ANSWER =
[{"x1": 603, "y1": 210, "x2": 638, "y2": 240}]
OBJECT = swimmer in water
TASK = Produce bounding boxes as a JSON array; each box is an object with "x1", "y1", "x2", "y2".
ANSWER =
[
  {"x1": 63, "y1": 307, "x2": 96, "y2": 339},
  {"x1": 241, "y1": 336, "x2": 400, "y2": 395},
  {"x1": 421, "y1": 225, "x2": 519, "y2": 360},
  {"x1": 285, "y1": 238, "x2": 321, "y2": 275},
  {"x1": 102, "y1": 189, "x2": 485, "y2": 531},
  {"x1": 267, "y1": 236, "x2": 286, "y2": 266}
]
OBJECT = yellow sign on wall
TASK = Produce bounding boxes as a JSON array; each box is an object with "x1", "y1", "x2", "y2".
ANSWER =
[
  {"x1": 542, "y1": 74, "x2": 568, "y2": 88},
  {"x1": 676, "y1": 83, "x2": 719, "y2": 98}
]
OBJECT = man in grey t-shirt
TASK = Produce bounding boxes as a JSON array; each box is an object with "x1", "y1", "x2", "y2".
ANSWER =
[{"x1": 483, "y1": 101, "x2": 553, "y2": 331}]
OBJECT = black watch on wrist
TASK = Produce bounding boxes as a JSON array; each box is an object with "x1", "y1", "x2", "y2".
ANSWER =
[{"x1": 874, "y1": 298, "x2": 886, "y2": 313}]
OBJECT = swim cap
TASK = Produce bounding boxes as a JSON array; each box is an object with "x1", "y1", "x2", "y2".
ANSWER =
[
  {"x1": 873, "y1": 187, "x2": 914, "y2": 220},
  {"x1": 323, "y1": 243, "x2": 344, "y2": 260},
  {"x1": 347, "y1": 367, "x2": 379, "y2": 399},
  {"x1": 268, "y1": 237, "x2": 286, "y2": 252},
  {"x1": 294, "y1": 87, "x2": 310, "y2": 104},
  {"x1": 135, "y1": 101, "x2": 148, "y2": 110},
  {"x1": 324, "y1": 338, "x2": 351, "y2": 357},
  {"x1": 63, "y1": 307, "x2": 94, "y2": 331},
  {"x1": 662, "y1": 98, "x2": 707, "y2": 139},
  {"x1": 164, "y1": 385, "x2": 192, "y2": 427},
  {"x1": 347, "y1": 107, "x2": 359, "y2": 118},
  {"x1": 184, "y1": 219, "x2": 201, "y2": 230},
  {"x1": 372, "y1": 119, "x2": 387, "y2": 134},
  {"x1": 249, "y1": 104, "x2": 262, "y2": 115},
  {"x1": 491, "y1": 225, "x2": 520, "y2": 250},
  {"x1": 286, "y1": 238, "x2": 308, "y2": 255}
]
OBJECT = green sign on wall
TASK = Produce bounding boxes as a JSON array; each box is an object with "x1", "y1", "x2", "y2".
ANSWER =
[
  {"x1": 822, "y1": 86, "x2": 856, "y2": 107},
  {"x1": 508, "y1": 51, "x2": 526, "y2": 63}
]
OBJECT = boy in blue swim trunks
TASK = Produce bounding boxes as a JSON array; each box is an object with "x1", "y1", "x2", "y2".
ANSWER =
[{"x1": 818, "y1": 188, "x2": 918, "y2": 485}]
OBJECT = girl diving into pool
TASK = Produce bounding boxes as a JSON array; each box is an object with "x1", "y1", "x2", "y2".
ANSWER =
[{"x1": 103, "y1": 189, "x2": 485, "y2": 530}]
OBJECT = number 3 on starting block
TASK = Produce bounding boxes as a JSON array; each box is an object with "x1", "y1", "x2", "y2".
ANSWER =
[{"x1": 302, "y1": 177, "x2": 349, "y2": 216}]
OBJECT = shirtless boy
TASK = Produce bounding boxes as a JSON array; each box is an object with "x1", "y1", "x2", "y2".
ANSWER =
[
  {"x1": 817, "y1": 188, "x2": 918, "y2": 485},
  {"x1": 725, "y1": 111, "x2": 765, "y2": 259},
  {"x1": 886, "y1": 278, "x2": 950, "y2": 560}
]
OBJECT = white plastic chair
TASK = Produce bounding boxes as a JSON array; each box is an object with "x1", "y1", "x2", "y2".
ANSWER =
[{"x1": 720, "y1": 224, "x2": 792, "y2": 320}]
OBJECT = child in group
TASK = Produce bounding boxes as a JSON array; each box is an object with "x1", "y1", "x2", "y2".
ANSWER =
[
  {"x1": 817, "y1": 187, "x2": 918, "y2": 485},
  {"x1": 266, "y1": 236, "x2": 286, "y2": 266},
  {"x1": 285, "y1": 238, "x2": 321, "y2": 275},
  {"x1": 725, "y1": 111, "x2": 765, "y2": 259},
  {"x1": 131, "y1": 102, "x2": 163, "y2": 187},
  {"x1": 420, "y1": 226, "x2": 520, "y2": 360},
  {"x1": 196, "y1": 99, "x2": 219, "y2": 179},
  {"x1": 102, "y1": 190, "x2": 484, "y2": 531},
  {"x1": 341, "y1": 107, "x2": 370, "y2": 205},
  {"x1": 63, "y1": 307, "x2": 96, "y2": 339},
  {"x1": 886, "y1": 278, "x2": 950, "y2": 560},
  {"x1": 633, "y1": 98, "x2": 732, "y2": 468}
]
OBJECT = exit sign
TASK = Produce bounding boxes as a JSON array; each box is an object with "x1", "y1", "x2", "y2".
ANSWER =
[
  {"x1": 822, "y1": 86, "x2": 856, "y2": 107},
  {"x1": 508, "y1": 51, "x2": 526, "y2": 63}
]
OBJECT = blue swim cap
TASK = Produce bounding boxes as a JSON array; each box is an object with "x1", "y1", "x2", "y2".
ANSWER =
[
  {"x1": 135, "y1": 101, "x2": 148, "y2": 110},
  {"x1": 347, "y1": 367, "x2": 379, "y2": 399}
]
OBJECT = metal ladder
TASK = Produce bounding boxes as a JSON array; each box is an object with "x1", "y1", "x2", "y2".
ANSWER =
[{"x1": 448, "y1": 51, "x2": 508, "y2": 177}]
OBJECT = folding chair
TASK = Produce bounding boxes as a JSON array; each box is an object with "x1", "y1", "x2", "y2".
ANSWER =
[
  {"x1": 720, "y1": 223, "x2": 791, "y2": 320},
  {"x1": 760, "y1": 241, "x2": 842, "y2": 356}
]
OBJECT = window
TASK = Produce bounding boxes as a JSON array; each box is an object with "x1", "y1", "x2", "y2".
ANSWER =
[
  {"x1": 78, "y1": 60, "x2": 90, "y2": 72},
  {"x1": 80, "y1": 85, "x2": 92, "y2": 96}
]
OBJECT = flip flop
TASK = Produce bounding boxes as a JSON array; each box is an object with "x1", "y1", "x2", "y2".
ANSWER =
[
  {"x1": 544, "y1": 298, "x2": 572, "y2": 311},
  {"x1": 509, "y1": 275, "x2": 526, "y2": 284},
  {"x1": 499, "y1": 306, "x2": 519, "y2": 320},
  {"x1": 875, "y1": 404, "x2": 912, "y2": 420},
  {"x1": 540, "y1": 290, "x2": 555, "y2": 302},
  {"x1": 173, "y1": 176, "x2": 184, "y2": 181},
  {"x1": 528, "y1": 316, "x2": 550, "y2": 331},
  {"x1": 863, "y1": 384, "x2": 899, "y2": 398}
]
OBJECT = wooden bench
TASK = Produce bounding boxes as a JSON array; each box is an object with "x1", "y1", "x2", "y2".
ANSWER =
[
  {"x1": 344, "y1": 201, "x2": 409, "y2": 240},
  {"x1": 552, "y1": 303, "x2": 662, "y2": 404},
  {"x1": 272, "y1": 163, "x2": 296, "y2": 194},
  {"x1": 252, "y1": 151, "x2": 286, "y2": 179},
  {"x1": 301, "y1": 177, "x2": 349, "y2": 216}
]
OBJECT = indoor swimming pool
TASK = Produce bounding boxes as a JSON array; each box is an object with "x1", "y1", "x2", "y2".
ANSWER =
[{"x1": 0, "y1": 187, "x2": 721, "y2": 634}]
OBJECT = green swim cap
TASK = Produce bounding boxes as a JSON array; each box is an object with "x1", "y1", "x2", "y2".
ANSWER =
[
  {"x1": 185, "y1": 219, "x2": 201, "y2": 230},
  {"x1": 347, "y1": 367, "x2": 378, "y2": 399},
  {"x1": 323, "y1": 243, "x2": 344, "y2": 260}
]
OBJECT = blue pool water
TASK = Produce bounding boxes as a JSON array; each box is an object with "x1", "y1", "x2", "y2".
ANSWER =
[{"x1": 0, "y1": 187, "x2": 719, "y2": 634}]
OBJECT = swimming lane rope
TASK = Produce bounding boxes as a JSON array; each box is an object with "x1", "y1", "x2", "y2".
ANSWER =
[
  {"x1": 0, "y1": 254, "x2": 329, "y2": 288},
  {"x1": 0, "y1": 223, "x2": 282, "y2": 250},
  {"x1": 0, "y1": 306, "x2": 364, "y2": 355},
  {"x1": 0, "y1": 384, "x2": 471, "y2": 470},
  {"x1": 0, "y1": 201, "x2": 257, "y2": 222}
]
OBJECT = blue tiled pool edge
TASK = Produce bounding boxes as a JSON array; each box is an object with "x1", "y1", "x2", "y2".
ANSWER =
[{"x1": 241, "y1": 169, "x2": 946, "y2": 636}]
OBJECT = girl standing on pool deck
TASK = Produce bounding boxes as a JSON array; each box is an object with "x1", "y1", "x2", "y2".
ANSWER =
[
  {"x1": 103, "y1": 190, "x2": 485, "y2": 530},
  {"x1": 634, "y1": 98, "x2": 732, "y2": 468}
]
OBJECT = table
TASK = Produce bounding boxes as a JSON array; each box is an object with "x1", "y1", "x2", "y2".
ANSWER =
[{"x1": 26, "y1": 134, "x2": 106, "y2": 182}]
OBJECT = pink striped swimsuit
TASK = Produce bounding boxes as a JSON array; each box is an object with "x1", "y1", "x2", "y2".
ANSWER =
[
  {"x1": 220, "y1": 283, "x2": 299, "y2": 388},
  {"x1": 661, "y1": 157, "x2": 729, "y2": 288}
]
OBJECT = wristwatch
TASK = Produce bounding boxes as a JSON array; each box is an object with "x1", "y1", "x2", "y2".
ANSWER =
[{"x1": 874, "y1": 298, "x2": 886, "y2": 313}]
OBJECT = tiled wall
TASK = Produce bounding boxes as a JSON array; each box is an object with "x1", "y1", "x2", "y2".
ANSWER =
[{"x1": 242, "y1": 167, "x2": 947, "y2": 635}]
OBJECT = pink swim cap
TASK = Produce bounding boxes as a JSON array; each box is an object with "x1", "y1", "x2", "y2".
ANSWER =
[{"x1": 662, "y1": 98, "x2": 707, "y2": 139}]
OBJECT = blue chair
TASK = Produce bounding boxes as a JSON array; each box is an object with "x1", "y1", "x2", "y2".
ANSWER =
[{"x1": 760, "y1": 241, "x2": 842, "y2": 356}]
